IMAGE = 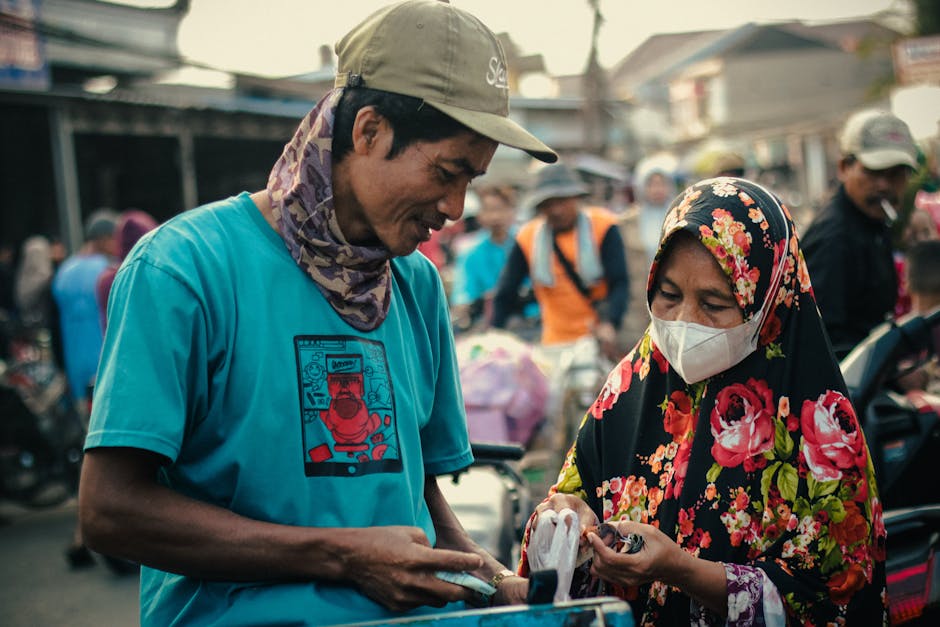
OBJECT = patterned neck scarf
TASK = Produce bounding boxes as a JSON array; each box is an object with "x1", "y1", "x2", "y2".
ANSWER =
[{"x1": 266, "y1": 88, "x2": 392, "y2": 331}]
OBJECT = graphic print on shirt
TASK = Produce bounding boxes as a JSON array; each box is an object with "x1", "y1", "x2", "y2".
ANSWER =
[{"x1": 294, "y1": 336, "x2": 401, "y2": 477}]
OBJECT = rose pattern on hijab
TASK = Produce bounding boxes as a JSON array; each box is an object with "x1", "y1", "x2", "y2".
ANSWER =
[{"x1": 520, "y1": 178, "x2": 887, "y2": 626}]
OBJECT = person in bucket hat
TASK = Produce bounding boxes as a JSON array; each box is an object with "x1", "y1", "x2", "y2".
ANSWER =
[
  {"x1": 492, "y1": 162, "x2": 629, "y2": 359},
  {"x1": 802, "y1": 108, "x2": 919, "y2": 357},
  {"x1": 490, "y1": 163, "x2": 630, "y2": 468},
  {"x1": 79, "y1": 2, "x2": 554, "y2": 624}
]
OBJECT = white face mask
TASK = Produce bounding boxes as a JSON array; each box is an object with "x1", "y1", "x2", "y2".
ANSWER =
[
  {"x1": 649, "y1": 315, "x2": 763, "y2": 384},
  {"x1": 647, "y1": 180, "x2": 791, "y2": 385}
]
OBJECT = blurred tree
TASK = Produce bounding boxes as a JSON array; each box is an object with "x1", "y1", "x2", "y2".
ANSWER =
[{"x1": 911, "y1": 0, "x2": 940, "y2": 35}]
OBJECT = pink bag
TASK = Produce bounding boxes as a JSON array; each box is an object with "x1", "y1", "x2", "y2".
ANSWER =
[{"x1": 456, "y1": 331, "x2": 550, "y2": 446}]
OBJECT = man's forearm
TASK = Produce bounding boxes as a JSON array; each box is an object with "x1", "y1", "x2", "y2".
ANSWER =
[
  {"x1": 80, "y1": 448, "x2": 354, "y2": 581},
  {"x1": 425, "y1": 476, "x2": 507, "y2": 579}
]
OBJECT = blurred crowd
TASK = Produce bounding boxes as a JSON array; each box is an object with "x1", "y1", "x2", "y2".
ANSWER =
[
  {"x1": 1, "y1": 140, "x2": 938, "y2": 445},
  {"x1": 1, "y1": 210, "x2": 159, "y2": 407},
  {"x1": 0, "y1": 207, "x2": 157, "y2": 572},
  {"x1": 424, "y1": 142, "x2": 940, "y2": 358},
  {"x1": 4, "y1": 136, "x2": 935, "y2": 454}
]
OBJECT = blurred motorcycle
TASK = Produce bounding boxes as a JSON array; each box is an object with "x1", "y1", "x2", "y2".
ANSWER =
[
  {"x1": 0, "y1": 321, "x2": 84, "y2": 508},
  {"x1": 841, "y1": 307, "x2": 940, "y2": 625}
]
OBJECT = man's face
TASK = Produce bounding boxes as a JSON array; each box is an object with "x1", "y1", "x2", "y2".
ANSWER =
[
  {"x1": 93, "y1": 234, "x2": 117, "y2": 257},
  {"x1": 838, "y1": 157, "x2": 911, "y2": 221},
  {"x1": 476, "y1": 191, "x2": 516, "y2": 240},
  {"x1": 538, "y1": 196, "x2": 581, "y2": 232},
  {"x1": 343, "y1": 127, "x2": 497, "y2": 257}
]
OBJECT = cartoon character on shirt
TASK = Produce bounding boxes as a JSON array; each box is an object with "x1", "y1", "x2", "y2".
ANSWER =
[{"x1": 320, "y1": 356, "x2": 380, "y2": 452}]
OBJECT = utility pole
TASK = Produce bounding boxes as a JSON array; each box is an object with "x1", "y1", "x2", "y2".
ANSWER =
[{"x1": 582, "y1": 0, "x2": 609, "y2": 155}]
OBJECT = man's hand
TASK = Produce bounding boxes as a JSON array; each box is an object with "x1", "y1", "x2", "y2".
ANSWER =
[
  {"x1": 491, "y1": 574, "x2": 528, "y2": 605},
  {"x1": 341, "y1": 526, "x2": 486, "y2": 612}
]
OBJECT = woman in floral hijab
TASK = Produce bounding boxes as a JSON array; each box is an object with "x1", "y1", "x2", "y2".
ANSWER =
[{"x1": 519, "y1": 178, "x2": 887, "y2": 625}]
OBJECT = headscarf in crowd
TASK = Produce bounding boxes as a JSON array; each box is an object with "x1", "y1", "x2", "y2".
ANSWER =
[
  {"x1": 266, "y1": 88, "x2": 393, "y2": 332},
  {"x1": 14, "y1": 235, "x2": 54, "y2": 326},
  {"x1": 521, "y1": 178, "x2": 887, "y2": 625},
  {"x1": 96, "y1": 210, "x2": 159, "y2": 331},
  {"x1": 633, "y1": 153, "x2": 678, "y2": 264}
]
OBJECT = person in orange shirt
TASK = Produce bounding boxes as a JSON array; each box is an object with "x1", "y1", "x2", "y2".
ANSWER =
[{"x1": 491, "y1": 163, "x2": 629, "y2": 458}]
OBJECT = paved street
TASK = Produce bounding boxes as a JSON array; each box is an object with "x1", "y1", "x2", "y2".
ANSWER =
[
  {"x1": 0, "y1": 498, "x2": 139, "y2": 626},
  {"x1": 0, "y1": 465, "x2": 546, "y2": 627}
]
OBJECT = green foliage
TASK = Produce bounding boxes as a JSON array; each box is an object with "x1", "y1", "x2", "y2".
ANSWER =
[
  {"x1": 894, "y1": 161, "x2": 940, "y2": 248},
  {"x1": 765, "y1": 343, "x2": 785, "y2": 360},
  {"x1": 774, "y1": 418, "x2": 794, "y2": 458},
  {"x1": 777, "y1": 463, "x2": 799, "y2": 502},
  {"x1": 794, "y1": 496, "x2": 813, "y2": 517},
  {"x1": 820, "y1": 539, "x2": 845, "y2": 572},
  {"x1": 913, "y1": 0, "x2": 940, "y2": 36},
  {"x1": 762, "y1": 461, "x2": 782, "y2": 499},
  {"x1": 820, "y1": 495, "x2": 847, "y2": 523},
  {"x1": 808, "y1": 474, "x2": 840, "y2": 499},
  {"x1": 707, "y1": 461, "x2": 722, "y2": 483}
]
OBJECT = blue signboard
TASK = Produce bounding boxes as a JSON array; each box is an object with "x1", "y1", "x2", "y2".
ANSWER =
[{"x1": 0, "y1": 0, "x2": 50, "y2": 90}]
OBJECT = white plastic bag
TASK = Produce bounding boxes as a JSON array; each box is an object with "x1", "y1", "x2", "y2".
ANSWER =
[{"x1": 526, "y1": 508, "x2": 580, "y2": 603}]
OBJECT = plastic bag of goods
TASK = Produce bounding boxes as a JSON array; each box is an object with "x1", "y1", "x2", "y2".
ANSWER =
[{"x1": 456, "y1": 330, "x2": 550, "y2": 446}]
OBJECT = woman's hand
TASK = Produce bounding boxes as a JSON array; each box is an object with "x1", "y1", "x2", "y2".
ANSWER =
[
  {"x1": 533, "y1": 494, "x2": 598, "y2": 534},
  {"x1": 532, "y1": 494, "x2": 599, "y2": 566},
  {"x1": 586, "y1": 521, "x2": 689, "y2": 587},
  {"x1": 586, "y1": 520, "x2": 728, "y2": 615}
]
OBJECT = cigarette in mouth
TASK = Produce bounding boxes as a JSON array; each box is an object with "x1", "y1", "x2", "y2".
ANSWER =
[{"x1": 880, "y1": 199, "x2": 897, "y2": 223}]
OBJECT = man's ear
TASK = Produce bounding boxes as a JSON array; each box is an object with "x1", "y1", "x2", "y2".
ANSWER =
[
  {"x1": 836, "y1": 156, "x2": 852, "y2": 182},
  {"x1": 351, "y1": 106, "x2": 385, "y2": 156}
]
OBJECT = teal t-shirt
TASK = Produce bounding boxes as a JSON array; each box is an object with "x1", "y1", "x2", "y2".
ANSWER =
[{"x1": 85, "y1": 192, "x2": 473, "y2": 626}]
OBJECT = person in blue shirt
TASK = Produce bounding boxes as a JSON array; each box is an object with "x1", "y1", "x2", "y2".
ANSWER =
[
  {"x1": 51, "y1": 209, "x2": 119, "y2": 571},
  {"x1": 77, "y1": 2, "x2": 556, "y2": 625},
  {"x1": 450, "y1": 185, "x2": 537, "y2": 333},
  {"x1": 51, "y1": 210, "x2": 117, "y2": 411}
]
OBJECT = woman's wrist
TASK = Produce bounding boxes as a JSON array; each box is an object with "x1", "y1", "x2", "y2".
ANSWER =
[
  {"x1": 663, "y1": 547, "x2": 698, "y2": 588},
  {"x1": 667, "y1": 553, "x2": 729, "y2": 615}
]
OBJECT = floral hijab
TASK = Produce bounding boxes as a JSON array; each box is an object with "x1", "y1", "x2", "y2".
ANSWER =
[
  {"x1": 266, "y1": 88, "x2": 393, "y2": 331},
  {"x1": 522, "y1": 178, "x2": 887, "y2": 625}
]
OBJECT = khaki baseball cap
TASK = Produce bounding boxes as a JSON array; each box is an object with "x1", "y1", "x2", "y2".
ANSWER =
[
  {"x1": 840, "y1": 109, "x2": 918, "y2": 170},
  {"x1": 334, "y1": 0, "x2": 557, "y2": 163}
]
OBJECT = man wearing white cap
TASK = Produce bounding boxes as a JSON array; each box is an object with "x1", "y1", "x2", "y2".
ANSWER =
[
  {"x1": 802, "y1": 108, "x2": 919, "y2": 357},
  {"x1": 78, "y1": 1, "x2": 553, "y2": 623}
]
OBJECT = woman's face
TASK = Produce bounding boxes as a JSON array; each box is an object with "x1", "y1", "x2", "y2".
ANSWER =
[
  {"x1": 644, "y1": 172, "x2": 672, "y2": 206},
  {"x1": 651, "y1": 233, "x2": 744, "y2": 328}
]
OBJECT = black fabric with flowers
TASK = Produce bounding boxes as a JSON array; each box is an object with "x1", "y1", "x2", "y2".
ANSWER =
[{"x1": 521, "y1": 178, "x2": 887, "y2": 626}]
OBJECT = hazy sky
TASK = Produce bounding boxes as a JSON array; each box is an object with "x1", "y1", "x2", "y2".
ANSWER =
[
  {"x1": 110, "y1": 0, "x2": 937, "y2": 137},
  {"x1": 134, "y1": 0, "x2": 909, "y2": 78}
]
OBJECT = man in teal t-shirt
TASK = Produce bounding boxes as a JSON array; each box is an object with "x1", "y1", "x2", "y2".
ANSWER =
[{"x1": 78, "y1": 2, "x2": 558, "y2": 625}]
